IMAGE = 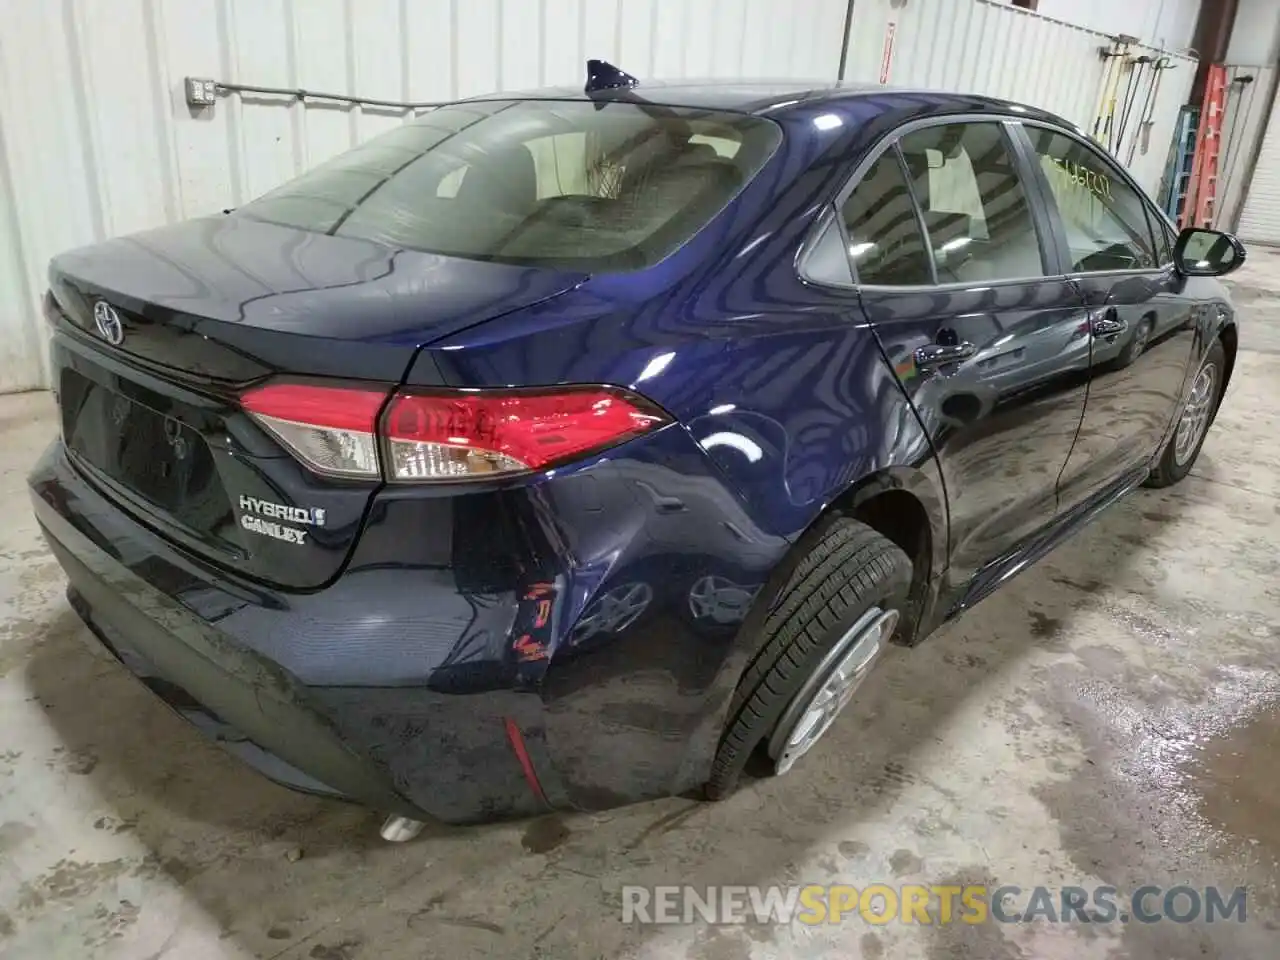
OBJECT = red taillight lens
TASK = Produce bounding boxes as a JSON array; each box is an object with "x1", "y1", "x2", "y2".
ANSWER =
[
  {"x1": 241, "y1": 383, "x2": 388, "y2": 478},
  {"x1": 240, "y1": 382, "x2": 668, "y2": 482},
  {"x1": 383, "y1": 387, "x2": 668, "y2": 481}
]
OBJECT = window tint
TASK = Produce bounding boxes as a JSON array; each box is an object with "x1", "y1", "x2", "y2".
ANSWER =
[
  {"x1": 801, "y1": 214, "x2": 855, "y2": 287},
  {"x1": 236, "y1": 100, "x2": 780, "y2": 271},
  {"x1": 840, "y1": 151, "x2": 933, "y2": 285},
  {"x1": 897, "y1": 123, "x2": 1045, "y2": 283},
  {"x1": 1023, "y1": 128, "x2": 1157, "y2": 272}
]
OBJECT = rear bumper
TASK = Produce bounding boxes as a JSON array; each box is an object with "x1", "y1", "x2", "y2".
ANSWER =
[
  {"x1": 30, "y1": 426, "x2": 789, "y2": 822},
  {"x1": 57, "y1": 559, "x2": 409, "y2": 812},
  {"x1": 30, "y1": 443, "x2": 560, "y2": 823}
]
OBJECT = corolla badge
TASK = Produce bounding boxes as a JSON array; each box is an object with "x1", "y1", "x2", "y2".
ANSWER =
[{"x1": 92, "y1": 300, "x2": 124, "y2": 345}]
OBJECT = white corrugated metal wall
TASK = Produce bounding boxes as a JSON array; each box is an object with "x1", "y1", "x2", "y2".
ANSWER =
[
  {"x1": 1017, "y1": 0, "x2": 1201, "y2": 52},
  {"x1": 0, "y1": 0, "x2": 1196, "y2": 393},
  {"x1": 1235, "y1": 92, "x2": 1280, "y2": 242},
  {"x1": 1224, "y1": 0, "x2": 1280, "y2": 242}
]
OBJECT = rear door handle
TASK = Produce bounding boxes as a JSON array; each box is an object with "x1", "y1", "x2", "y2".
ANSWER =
[
  {"x1": 915, "y1": 342, "x2": 976, "y2": 367},
  {"x1": 1091, "y1": 309, "x2": 1127, "y2": 337}
]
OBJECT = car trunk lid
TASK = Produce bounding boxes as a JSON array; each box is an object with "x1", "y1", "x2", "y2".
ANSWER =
[{"x1": 47, "y1": 216, "x2": 585, "y2": 590}]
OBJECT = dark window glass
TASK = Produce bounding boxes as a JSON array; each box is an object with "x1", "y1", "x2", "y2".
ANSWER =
[
  {"x1": 801, "y1": 214, "x2": 855, "y2": 287},
  {"x1": 897, "y1": 122, "x2": 1045, "y2": 283},
  {"x1": 1023, "y1": 128, "x2": 1157, "y2": 272},
  {"x1": 235, "y1": 100, "x2": 780, "y2": 271},
  {"x1": 840, "y1": 151, "x2": 933, "y2": 285}
]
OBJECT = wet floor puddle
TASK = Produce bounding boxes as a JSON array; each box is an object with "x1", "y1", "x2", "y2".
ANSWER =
[{"x1": 1186, "y1": 703, "x2": 1280, "y2": 856}]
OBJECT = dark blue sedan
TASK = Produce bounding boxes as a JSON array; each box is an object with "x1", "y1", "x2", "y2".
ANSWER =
[{"x1": 29, "y1": 66, "x2": 1243, "y2": 831}]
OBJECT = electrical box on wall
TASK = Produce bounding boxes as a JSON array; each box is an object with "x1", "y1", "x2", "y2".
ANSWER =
[{"x1": 184, "y1": 78, "x2": 218, "y2": 108}]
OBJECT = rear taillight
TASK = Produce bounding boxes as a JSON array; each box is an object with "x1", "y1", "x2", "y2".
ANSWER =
[
  {"x1": 240, "y1": 382, "x2": 668, "y2": 482},
  {"x1": 383, "y1": 387, "x2": 668, "y2": 480},
  {"x1": 241, "y1": 383, "x2": 387, "y2": 479}
]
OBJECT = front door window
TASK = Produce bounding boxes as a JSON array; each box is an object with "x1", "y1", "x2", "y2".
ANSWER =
[{"x1": 1022, "y1": 128, "x2": 1158, "y2": 273}]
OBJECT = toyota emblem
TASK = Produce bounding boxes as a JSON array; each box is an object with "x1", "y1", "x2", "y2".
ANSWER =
[{"x1": 93, "y1": 300, "x2": 124, "y2": 346}]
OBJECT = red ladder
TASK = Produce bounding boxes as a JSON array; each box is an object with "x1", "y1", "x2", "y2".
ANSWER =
[{"x1": 1181, "y1": 64, "x2": 1228, "y2": 229}]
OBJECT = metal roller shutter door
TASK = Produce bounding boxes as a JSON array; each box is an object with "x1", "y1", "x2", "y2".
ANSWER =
[{"x1": 1237, "y1": 94, "x2": 1280, "y2": 244}]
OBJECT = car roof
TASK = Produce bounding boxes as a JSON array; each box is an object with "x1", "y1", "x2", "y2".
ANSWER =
[{"x1": 463, "y1": 78, "x2": 1069, "y2": 126}]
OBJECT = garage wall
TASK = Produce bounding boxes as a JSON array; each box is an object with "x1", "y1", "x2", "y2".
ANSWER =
[
  {"x1": 0, "y1": 0, "x2": 1194, "y2": 393},
  {"x1": 1216, "y1": 64, "x2": 1277, "y2": 233},
  {"x1": 1222, "y1": 0, "x2": 1280, "y2": 239},
  {"x1": 1235, "y1": 87, "x2": 1280, "y2": 243},
  {"x1": 1226, "y1": 0, "x2": 1280, "y2": 65},
  {"x1": 1003, "y1": 0, "x2": 1202, "y2": 53}
]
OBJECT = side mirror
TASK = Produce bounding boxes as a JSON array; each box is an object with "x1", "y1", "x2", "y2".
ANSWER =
[{"x1": 1173, "y1": 227, "x2": 1246, "y2": 277}]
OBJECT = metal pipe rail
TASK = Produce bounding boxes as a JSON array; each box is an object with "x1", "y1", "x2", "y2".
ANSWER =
[{"x1": 185, "y1": 76, "x2": 450, "y2": 111}]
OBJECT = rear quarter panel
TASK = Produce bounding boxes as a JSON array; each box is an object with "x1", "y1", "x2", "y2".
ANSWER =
[{"x1": 402, "y1": 99, "x2": 953, "y2": 804}]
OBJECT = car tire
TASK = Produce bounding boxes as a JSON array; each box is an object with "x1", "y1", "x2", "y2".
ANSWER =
[
  {"x1": 705, "y1": 517, "x2": 911, "y2": 800},
  {"x1": 1145, "y1": 339, "x2": 1226, "y2": 488}
]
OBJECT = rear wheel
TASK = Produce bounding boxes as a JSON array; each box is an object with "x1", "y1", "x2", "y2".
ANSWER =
[
  {"x1": 1145, "y1": 339, "x2": 1225, "y2": 488},
  {"x1": 706, "y1": 518, "x2": 911, "y2": 799}
]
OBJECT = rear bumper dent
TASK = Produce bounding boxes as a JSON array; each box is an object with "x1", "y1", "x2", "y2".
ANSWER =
[
  {"x1": 39, "y1": 502, "x2": 419, "y2": 816},
  {"x1": 29, "y1": 442, "x2": 558, "y2": 823}
]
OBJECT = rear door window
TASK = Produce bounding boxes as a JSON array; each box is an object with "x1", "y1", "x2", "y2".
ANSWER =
[
  {"x1": 840, "y1": 151, "x2": 935, "y2": 285},
  {"x1": 236, "y1": 100, "x2": 780, "y2": 271},
  {"x1": 896, "y1": 122, "x2": 1046, "y2": 283}
]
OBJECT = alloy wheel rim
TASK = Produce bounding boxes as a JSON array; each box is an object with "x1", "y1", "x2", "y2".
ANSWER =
[
  {"x1": 592, "y1": 582, "x2": 651, "y2": 629},
  {"x1": 688, "y1": 575, "x2": 754, "y2": 623},
  {"x1": 571, "y1": 582, "x2": 653, "y2": 643},
  {"x1": 768, "y1": 607, "x2": 899, "y2": 775},
  {"x1": 1174, "y1": 362, "x2": 1216, "y2": 466}
]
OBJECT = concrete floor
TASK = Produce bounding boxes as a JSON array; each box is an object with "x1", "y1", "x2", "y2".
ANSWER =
[{"x1": 3, "y1": 255, "x2": 1280, "y2": 960}]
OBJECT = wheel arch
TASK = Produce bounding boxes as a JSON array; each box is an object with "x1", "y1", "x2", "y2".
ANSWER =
[
  {"x1": 1218, "y1": 319, "x2": 1238, "y2": 401},
  {"x1": 730, "y1": 464, "x2": 948, "y2": 652},
  {"x1": 824, "y1": 466, "x2": 948, "y2": 645},
  {"x1": 681, "y1": 461, "x2": 947, "y2": 797}
]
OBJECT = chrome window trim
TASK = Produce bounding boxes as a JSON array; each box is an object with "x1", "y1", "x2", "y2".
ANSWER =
[{"x1": 856, "y1": 274, "x2": 1073, "y2": 296}]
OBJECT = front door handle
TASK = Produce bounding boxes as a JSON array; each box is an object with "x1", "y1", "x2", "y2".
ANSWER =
[
  {"x1": 915, "y1": 341, "x2": 976, "y2": 367},
  {"x1": 1091, "y1": 308, "x2": 1127, "y2": 337}
]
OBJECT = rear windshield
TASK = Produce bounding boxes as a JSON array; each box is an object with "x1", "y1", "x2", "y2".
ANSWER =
[{"x1": 236, "y1": 99, "x2": 781, "y2": 270}]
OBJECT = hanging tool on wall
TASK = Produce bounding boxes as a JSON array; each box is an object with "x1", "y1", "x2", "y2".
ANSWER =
[
  {"x1": 1115, "y1": 54, "x2": 1154, "y2": 156},
  {"x1": 1219, "y1": 72, "x2": 1257, "y2": 221},
  {"x1": 1091, "y1": 35, "x2": 1138, "y2": 149},
  {"x1": 1091, "y1": 37, "x2": 1125, "y2": 143},
  {"x1": 1127, "y1": 56, "x2": 1175, "y2": 165}
]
